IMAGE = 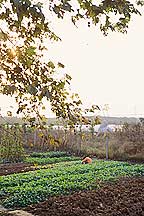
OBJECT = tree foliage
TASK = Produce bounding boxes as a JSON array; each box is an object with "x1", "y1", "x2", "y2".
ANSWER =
[
  {"x1": 49, "y1": 0, "x2": 141, "y2": 34},
  {"x1": 0, "y1": 0, "x2": 142, "y2": 124}
]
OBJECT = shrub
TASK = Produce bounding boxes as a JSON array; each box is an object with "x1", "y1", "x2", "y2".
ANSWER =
[{"x1": 0, "y1": 125, "x2": 25, "y2": 163}]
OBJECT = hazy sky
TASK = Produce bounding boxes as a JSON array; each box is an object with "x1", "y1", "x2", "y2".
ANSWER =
[{"x1": 0, "y1": 8, "x2": 144, "y2": 117}]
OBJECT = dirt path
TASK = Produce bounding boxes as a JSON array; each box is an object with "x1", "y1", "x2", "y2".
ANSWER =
[
  {"x1": 25, "y1": 177, "x2": 144, "y2": 216},
  {"x1": 0, "y1": 163, "x2": 37, "y2": 176}
]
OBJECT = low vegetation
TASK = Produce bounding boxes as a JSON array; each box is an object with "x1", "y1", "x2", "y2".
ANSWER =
[
  {"x1": 29, "y1": 151, "x2": 70, "y2": 158},
  {"x1": 24, "y1": 151, "x2": 79, "y2": 165},
  {"x1": 0, "y1": 160, "x2": 143, "y2": 208},
  {"x1": 24, "y1": 156, "x2": 79, "y2": 165}
]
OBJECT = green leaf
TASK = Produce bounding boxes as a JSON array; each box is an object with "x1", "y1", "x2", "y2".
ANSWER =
[
  {"x1": 48, "y1": 61, "x2": 55, "y2": 69},
  {"x1": 58, "y1": 62, "x2": 65, "y2": 68},
  {"x1": 62, "y1": 3, "x2": 72, "y2": 12},
  {"x1": 27, "y1": 85, "x2": 38, "y2": 95},
  {"x1": 26, "y1": 46, "x2": 36, "y2": 56},
  {"x1": 65, "y1": 74, "x2": 72, "y2": 80}
]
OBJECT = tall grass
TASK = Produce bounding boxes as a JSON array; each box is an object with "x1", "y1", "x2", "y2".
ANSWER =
[{"x1": 0, "y1": 122, "x2": 144, "y2": 163}]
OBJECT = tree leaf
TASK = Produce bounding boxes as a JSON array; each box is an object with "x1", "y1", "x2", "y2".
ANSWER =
[{"x1": 58, "y1": 62, "x2": 65, "y2": 68}]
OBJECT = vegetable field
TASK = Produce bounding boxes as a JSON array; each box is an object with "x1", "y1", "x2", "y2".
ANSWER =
[
  {"x1": 24, "y1": 151, "x2": 79, "y2": 165},
  {"x1": 0, "y1": 158, "x2": 143, "y2": 209},
  {"x1": 24, "y1": 155, "x2": 79, "y2": 165}
]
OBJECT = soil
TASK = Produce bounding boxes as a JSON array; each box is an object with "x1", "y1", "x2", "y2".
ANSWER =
[
  {"x1": 0, "y1": 163, "x2": 36, "y2": 176},
  {"x1": 1, "y1": 161, "x2": 144, "y2": 216},
  {"x1": 0, "y1": 159, "x2": 143, "y2": 176},
  {"x1": 25, "y1": 177, "x2": 144, "y2": 216}
]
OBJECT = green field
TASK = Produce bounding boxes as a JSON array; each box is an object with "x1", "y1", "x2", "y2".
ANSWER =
[
  {"x1": 24, "y1": 151, "x2": 79, "y2": 165},
  {"x1": 24, "y1": 155, "x2": 79, "y2": 165},
  {"x1": 0, "y1": 159, "x2": 143, "y2": 209}
]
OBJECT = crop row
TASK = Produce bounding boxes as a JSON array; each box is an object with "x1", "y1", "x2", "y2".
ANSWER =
[
  {"x1": 24, "y1": 156, "x2": 79, "y2": 165},
  {"x1": 0, "y1": 160, "x2": 143, "y2": 208},
  {"x1": 29, "y1": 151, "x2": 70, "y2": 158}
]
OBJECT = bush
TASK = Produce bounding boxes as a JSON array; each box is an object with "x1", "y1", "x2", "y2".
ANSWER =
[{"x1": 0, "y1": 125, "x2": 25, "y2": 163}]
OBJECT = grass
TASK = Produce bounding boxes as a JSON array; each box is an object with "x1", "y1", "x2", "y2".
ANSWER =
[{"x1": 0, "y1": 159, "x2": 143, "y2": 208}]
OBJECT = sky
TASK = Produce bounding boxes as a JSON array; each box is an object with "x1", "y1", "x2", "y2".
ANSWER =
[{"x1": 0, "y1": 5, "x2": 144, "y2": 118}]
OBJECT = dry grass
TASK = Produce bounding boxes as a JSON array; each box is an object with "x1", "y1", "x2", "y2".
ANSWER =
[
  {"x1": 21, "y1": 123, "x2": 144, "y2": 162},
  {"x1": 54, "y1": 123, "x2": 144, "y2": 162}
]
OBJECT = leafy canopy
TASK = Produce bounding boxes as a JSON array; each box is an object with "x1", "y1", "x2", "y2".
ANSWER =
[{"x1": 0, "y1": 0, "x2": 142, "y2": 124}]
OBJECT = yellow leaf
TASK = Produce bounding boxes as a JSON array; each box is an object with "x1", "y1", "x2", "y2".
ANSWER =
[
  {"x1": 50, "y1": 138, "x2": 55, "y2": 145},
  {"x1": 7, "y1": 111, "x2": 12, "y2": 117},
  {"x1": 29, "y1": 143, "x2": 34, "y2": 147}
]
